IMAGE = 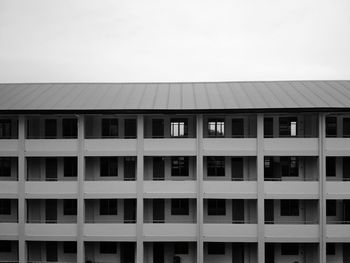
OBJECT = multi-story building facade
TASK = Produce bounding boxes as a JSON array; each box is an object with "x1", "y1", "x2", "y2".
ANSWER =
[{"x1": 0, "y1": 81, "x2": 349, "y2": 263}]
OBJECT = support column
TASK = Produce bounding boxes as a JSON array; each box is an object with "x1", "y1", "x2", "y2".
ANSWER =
[
  {"x1": 257, "y1": 114, "x2": 265, "y2": 263},
  {"x1": 136, "y1": 115, "x2": 144, "y2": 263},
  {"x1": 18, "y1": 116, "x2": 26, "y2": 263},
  {"x1": 77, "y1": 115, "x2": 85, "y2": 263},
  {"x1": 318, "y1": 113, "x2": 326, "y2": 263},
  {"x1": 196, "y1": 115, "x2": 204, "y2": 263}
]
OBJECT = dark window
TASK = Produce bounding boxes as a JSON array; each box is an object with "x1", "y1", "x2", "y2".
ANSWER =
[
  {"x1": 231, "y1": 158, "x2": 243, "y2": 180},
  {"x1": 0, "y1": 241, "x2": 11, "y2": 252},
  {"x1": 100, "y1": 242, "x2": 117, "y2": 254},
  {"x1": 171, "y1": 119, "x2": 188, "y2": 137},
  {"x1": 100, "y1": 199, "x2": 118, "y2": 215},
  {"x1": 0, "y1": 199, "x2": 11, "y2": 215},
  {"x1": 264, "y1": 118, "x2": 273, "y2": 137},
  {"x1": 281, "y1": 157, "x2": 298, "y2": 177},
  {"x1": 63, "y1": 242, "x2": 77, "y2": 254},
  {"x1": 279, "y1": 117, "x2": 297, "y2": 137},
  {"x1": 326, "y1": 117, "x2": 337, "y2": 137},
  {"x1": 174, "y1": 243, "x2": 188, "y2": 254},
  {"x1": 208, "y1": 119, "x2": 225, "y2": 137},
  {"x1": 326, "y1": 157, "x2": 336, "y2": 177},
  {"x1": 124, "y1": 157, "x2": 136, "y2": 180},
  {"x1": 0, "y1": 120, "x2": 11, "y2": 139},
  {"x1": 124, "y1": 119, "x2": 136, "y2": 138},
  {"x1": 45, "y1": 158, "x2": 57, "y2": 181},
  {"x1": 152, "y1": 119, "x2": 164, "y2": 138},
  {"x1": 171, "y1": 157, "x2": 189, "y2": 177},
  {"x1": 171, "y1": 199, "x2": 189, "y2": 215},
  {"x1": 63, "y1": 200, "x2": 77, "y2": 215},
  {"x1": 62, "y1": 118, "x2": 77, "y2": 138},
  {"x1": 45, "y1": 119, "x2": 57, "y2": 138},
  {"x1": 102, "y1": 119, "x2": 118, "y2": 138},
  {"x1": 232, "y1": 118, "x2": 244, "y2": 138},
  {"x1": 280, "y1": 200, "x2": 299, "y2": 216},
  {"x1": 326, "y1": 243, "x2": 336, "y2": 255},
  {"x1": 264, "y1": 157, "x2": 274, "y2": 179},
  {"x1": 207, "y1": 157, "x2": 225, "y2": 177},
  {"x1": 326, "y1": 200, "x2": 336, "y2": 216},
  {"x1": 208, "y1": 243, "x2": 225, "y2": 255},
  {"x1": 64, "y1": 157, "x2": 77, "y2": 177},
  {"x1": 343, "y1": 118, "x2": 350, "y2": 137},
  {"x1": 0, "y1": 157, "x2": 11, "y2": 177},
  {"x1": 281, "y1": 243, "x2": 299, "y2": 255},
  {"x1": 100, "y1": 157, "x2": 118, "y2": 177},
  {"x1": 208, "y1": 199, "x2": 226, "y2": 216}
]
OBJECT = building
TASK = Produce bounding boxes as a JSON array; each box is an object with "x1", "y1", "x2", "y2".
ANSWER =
[{"x1": 0, "y1": 81, "x2": 349, "y2": 263}]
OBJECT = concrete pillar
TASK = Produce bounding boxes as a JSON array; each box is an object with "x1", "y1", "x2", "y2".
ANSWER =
[
  {"x1": 18, "y1": 116, "x2": 26, "y2": 263},
  {"x1": 196, "y1": 115, "x2": 204, "y2": 263},
  {"x1": 318, "y1": 113, "x2": 326, "y2": 263},
  {"x1": 257, "y1": 114, "x2": 265, "y2": 263},
  {"x1": 136, "y1": 115, "x2": 144, "y2": 263},
  {"x1": 77, "y1": 115, "x2": 85, "y2": 263}
]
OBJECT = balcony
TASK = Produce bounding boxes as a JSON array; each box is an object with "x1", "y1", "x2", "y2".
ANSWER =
[
  {"x1": 84, "y1": 139, "x2": 137, "y2": 156},
  {"x1": 326, "y1": 182, "x2": 350, "y2": 199},
  {"x1": 25, "y1": 139, "x2": 78, "y2": 156},
  {"x1": 264, "y1": 181, "x2": 319, "y2": 199},
  {"x1": 263, "y1": 138, "x2": 318, "y2": 156},
  {"x1": 25, "y1": 181, "x2": 78, "y2": 198},
  {"x1": 0, "y1": 181, "x2": 18, "y2": 198},
  {"x1": 25, "y1": 223, "x2": 77, "y2": 240},
  {"x1": 203, "y1": 181, "x2": 257, "y2": 198},
  {"x1": 0, "y1": 139, "x2": 18, "y2": 155},
  {"x1": 143, "y1": 181, "x2": 196, "y2": 198},
  {"x1": 84, "y1": 223, "x2": 137, "y2": 241},
  {"x1": 143, "y1": 223, "x2": 197, "y2": 241},
  {"x1": 0, "y1": 223, "x2": 18, "y2": 239},
  {"x1": 203, "y1": 224, "x2": 257, "y2": 242},
  {"x1": 144, "y1": 138, "x2": 197, "y2": 156},
  {"x1": 326, "y1": 225, "x2": 350, "y2": 242},
  {"x1": 202, "y1": 138, "x2": 257, "y2": 156},
  {"x1": 265, "y1": 224, "x2": 319, "y2": 242},
  {"x1": 84, "y1": 181, "x2": 137, "y2": 198},
  {"x1": 325, "y1": 138, "x2": 350, "y2": 155}
]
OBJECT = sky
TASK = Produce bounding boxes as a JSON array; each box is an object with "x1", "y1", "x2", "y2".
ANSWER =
[{"x1": 0, "y1": 0, "x2": 349, "y2": 83}]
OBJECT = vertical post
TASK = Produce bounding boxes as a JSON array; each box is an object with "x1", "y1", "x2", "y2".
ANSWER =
[
  {"x1": 18, "y1": 116, "x2": 26, "y2": 263},
  {"x1": 318, "y1": 113, "x2": 326, "y2": 263},
  {"x1": 77, "y1": 115, "x2": 85, "y2": 263},
  {"x1": 136, "y1": 115, "x2": 144, "y2": 263},
  {"x1": 257, "y1": 114, "x2": 265, "y2": 263},
  {"x1": 196, "y1": 115, "x2": 204, "y2": 263}
]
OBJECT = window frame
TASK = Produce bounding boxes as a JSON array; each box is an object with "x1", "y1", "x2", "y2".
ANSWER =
[
  {"x1": 208, "y1": 118, "x2": 225, "y2": 137},
  {"x1": 170, "y1": 118, "x2": 188, "y2": 137}
]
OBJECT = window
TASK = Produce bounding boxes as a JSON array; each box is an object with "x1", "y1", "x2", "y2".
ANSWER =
[
  {"x1": 326, "y1": 157, "x2": 336, "y2": 177},
  {"x1": 45, "y1": 158, "x2": 57, "y2": 180},
  {"x1": 64, "y1": 157, "x2": 77, "y2": 177},
  {"x1": 45, "y1": 119, "x2": 57, "y2": 138},
  {"x1": 326, "y1": 243, "x2": 336, "y2": 255},
  {"x1": 0, "y1": 120, "x2": 11, "y2": 139},
  {"x1": 102, "y1": 118, "x2": 118, "y2": 137},
  {"x1": 171, "y1": 157, "x2": 189, "y2": 177},
  {"x1": 100, "y1": 242, "x2": 117, "y2": 254},
  {"x1": 208, "y1": 199, "x2": 226, "y2": 216},
  {"x1": 264, "y1": 157, "x2": 274, "y2": 179},
  {"x1": 207, "y1": 157, "x2": 225, "y2": 177},
  {"x1": 124, "y1": 119, "x2": 136, "y2": 138},
  {"x1": 63, "y1": 242, "x2": 77, "y2": 254},
  {"x1": 0, "y1": 157, "x2": 11, "y2": 177},
  {"x1": 326, "y1": 200, "x2": 336, "y2": 216},
  {"x1": 171, "y1": 199, "x2": 189, "y2": 215},
  {"x1": 281, "y1": 157, "x2": 298, "y2": 177},
  {"x1": 63, "y1": 200, "x2": 77, "y2": 215},
  {"x1": 232, "y1": 118, "x2": 244, "y2": 137},
  {"x1": 174, "y1": 243, "x2": 189, "y2": 254},
  {"x1": 208, "y1": 243, "x2": 225, "y2": 255},
  {"x1": 62, "y1": 118, "x2": 77, "y2": 138},
  {"x1": 100, "y1": 199, "x2": 118, "y2": 215},
  {"x1": 281, "y1": 244, "x2": 299, "y2": 255},
  {"x1": 100, "y1": 157, "x2": 118, "y2": 177},
  {"x1": 152, "y1": 119, "x2": 164, "y2": 138},
  {"x1": 124, "y1": 157, "x2": 136, "y2": 180},
  {"x1": 326, "y1": 117, "x2": 337, "y2": 137},
  {"x1": 208, "y1": 119, "x2": 224, "y2": 137},
  {"x1": 0, "y1": 199, "x2": 11, "y2": 215},
  {"x1": 343, "y1": 118, "x2": 350, "y2": 137},
  {"x1": 264, "y1": 118, "x2": 273, "y2": 137},
  {"x1": 279, "y1": 117, "x2": 297, "y2": 137},
  {"x1": 171, "y1": 119, "x2": 188, "y2": 137},
  {"x1": 0, "y1": 241, "x2": 11, "y2": 253},
  {"x1": 280, "y1": 200, "x2": 299, "y2": 216}
]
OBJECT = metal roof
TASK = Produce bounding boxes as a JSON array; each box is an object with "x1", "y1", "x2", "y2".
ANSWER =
[{"x1": 0, "y1": 81, "x2": 349, "y2": 112}]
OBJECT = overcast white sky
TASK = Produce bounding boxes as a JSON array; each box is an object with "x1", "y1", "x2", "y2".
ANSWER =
[{"x1": 0, "y1": 0, "x2": 349, "y2": 83}]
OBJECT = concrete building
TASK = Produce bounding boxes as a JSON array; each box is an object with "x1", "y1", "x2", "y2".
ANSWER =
[{"x1": 0, "y1": 81, "x2": 349, "y2": 263}]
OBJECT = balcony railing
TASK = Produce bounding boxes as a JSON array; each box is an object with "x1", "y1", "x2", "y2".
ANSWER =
[
  {"x1": 26, "y1": 219, "x2": 77, "y2": 224},
  {"x1": 264, "y1": 177, "x2": 318, "y2": 181},
  {"x1": 85, "y1": 219, "x2": 136, "y2": 223},
  {"x1": 144, "y1": 219, "x2": 196, "y2": 224},
  {"x1": 265, "y1": 220, "x2": 318, "y2": 224}
]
